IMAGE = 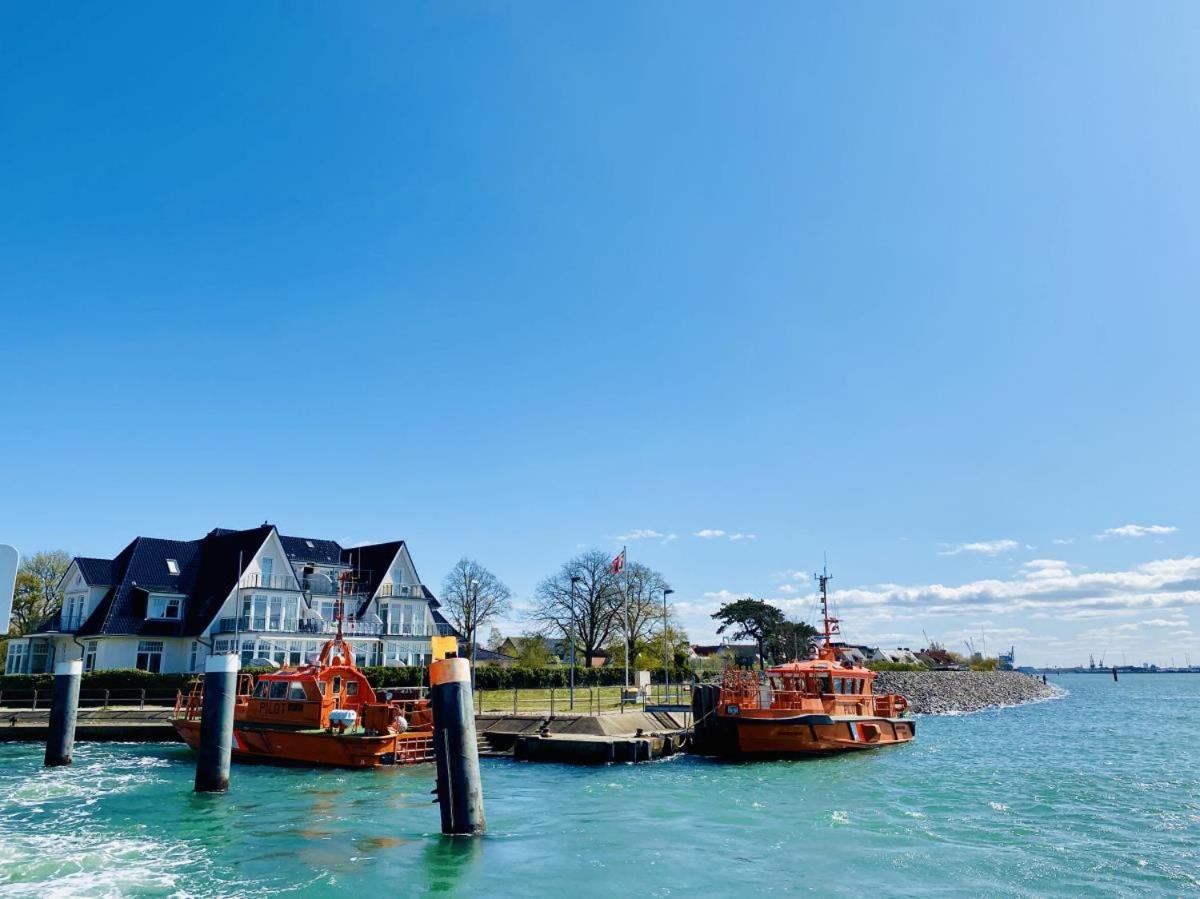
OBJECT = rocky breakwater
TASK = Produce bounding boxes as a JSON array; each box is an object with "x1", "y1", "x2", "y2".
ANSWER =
[{"x1": 873, "y1": 670, "x2": 1063, "y2": 715}]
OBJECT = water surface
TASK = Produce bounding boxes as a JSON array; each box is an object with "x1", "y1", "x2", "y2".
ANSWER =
[{"x1": 1, "y1": 674, "x2": 1196, "y2": 896}]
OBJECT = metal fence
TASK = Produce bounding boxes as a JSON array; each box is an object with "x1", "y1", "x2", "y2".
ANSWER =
[
  {"x1": 0, "y1": 689, "x2": 180, "y2": 710},
  {"x1": 473, "y1": 683, "x2": 694, "y2": 716}
]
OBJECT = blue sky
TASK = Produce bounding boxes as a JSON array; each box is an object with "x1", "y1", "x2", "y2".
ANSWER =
[{"x1": 3, "y1": 4, "x2": 1199, "y2": 666}]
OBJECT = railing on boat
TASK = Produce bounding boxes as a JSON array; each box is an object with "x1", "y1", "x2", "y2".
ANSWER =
[{"x1": 717, "y1": 670, "x2": 904, "y2": 717}]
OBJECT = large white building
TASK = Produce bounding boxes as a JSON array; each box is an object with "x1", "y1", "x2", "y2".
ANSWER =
[{"x1": 4, "y1": 523, "x2": 456, "y2": 675}]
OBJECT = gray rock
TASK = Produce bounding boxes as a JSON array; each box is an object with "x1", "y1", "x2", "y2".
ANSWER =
[{"x1": 873, "y1": 671, "x2": 1063, "y2": 715}]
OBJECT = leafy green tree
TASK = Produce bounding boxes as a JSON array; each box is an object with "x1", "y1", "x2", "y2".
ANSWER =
[
  {"x1": 514, "y1": 634, "x2": 553, "y2": 668},
  {"x1": 711, "y1": 598, "x2": 785, "y2": 671},
  {"x1": 10, "y1": 550, "x2": 71, "y2": 636},
  {"x1": 768, "y1": 619, "x2": 819, "y2": 663}
]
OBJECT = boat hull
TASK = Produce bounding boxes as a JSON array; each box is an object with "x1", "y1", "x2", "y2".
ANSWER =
[
  {"x1": 729, "y1": 713, "x2": 915, "y2": 756},
  {"x1": 172, "y1": 719, "x2": 434, "y2": 769}
]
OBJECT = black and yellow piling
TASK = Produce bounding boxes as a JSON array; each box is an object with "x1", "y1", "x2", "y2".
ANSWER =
[
  {"x1": 195, "y1": 654, "x2": 239, "y2": 793},
  {"x1": 44, "y1": 659, "x2": 82, "y2": 767},
  {"x1": 431, "y1": 654, "x2": 486, "y2": 835}
]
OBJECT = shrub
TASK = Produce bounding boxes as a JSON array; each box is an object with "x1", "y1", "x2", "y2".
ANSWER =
[{"x1": 866, "y1": 661, "x2": 928, "y2": 672}]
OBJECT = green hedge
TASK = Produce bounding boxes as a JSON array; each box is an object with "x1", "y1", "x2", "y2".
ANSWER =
[
  {"x1": 0, "y1": 667, "x2": 273, "y2": 694},
  {"x1": 0, "y1": 664, "x2": 694, "y2": 695}
]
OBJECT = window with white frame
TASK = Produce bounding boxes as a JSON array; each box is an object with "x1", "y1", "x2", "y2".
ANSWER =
[
  {"x1": 166, "y1": 558, "x2": 180, "y2": 576},
  {"x1": 136, "y1": 641, "x2": 164, "y2": 673},
  {"x1": 240, "y1": 639, "x2": 258, "y2": 666},
  {"x1": 148, "y1": 595, "x2": 183, "y2": 619},
  {"x1": 5, "y1": 643, "x2": 28, "y2": 674},
  {"x1": 83, "y1": 640, "x2": 98, "y2": 672}
]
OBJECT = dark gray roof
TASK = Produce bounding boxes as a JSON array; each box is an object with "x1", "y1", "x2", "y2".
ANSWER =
[
  {"x1": 280, "y1": 535, "x2": 345, "y2": 567},
  {"x1": 75, "y1": 557, "x2": 115, "y2": 586},
  {"x1": 72, "y1": 527, "x2": 272, "y2": 638}
]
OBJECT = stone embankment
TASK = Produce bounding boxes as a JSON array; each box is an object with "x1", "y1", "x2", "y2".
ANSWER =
[{"x1": 873, "y1": 670, "x2": 1063, "y2": 715}]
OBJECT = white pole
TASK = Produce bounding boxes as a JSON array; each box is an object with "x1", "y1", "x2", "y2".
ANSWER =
[{"x1": 623, "y1": 547, "x2": 630, "y2": 693}]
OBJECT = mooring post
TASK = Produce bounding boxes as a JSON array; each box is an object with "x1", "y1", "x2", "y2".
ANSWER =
[
  {"x1": 431, "y1": 656, "x2": 486, "y2": 836},
  {"x1": 44, "y1": 659, "x2": 82, "y2": 767},
  {"x1": 195, "y1": 654, "x2": 240, "y2": 793}
]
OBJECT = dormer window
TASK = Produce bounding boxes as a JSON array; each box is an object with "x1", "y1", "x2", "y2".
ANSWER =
[
  {"x1": 166, "y1": 559, "x2": 180, "y2": 576},
  {"x1": 149, "y1": 595, "x2": 183, "y2": 619}
]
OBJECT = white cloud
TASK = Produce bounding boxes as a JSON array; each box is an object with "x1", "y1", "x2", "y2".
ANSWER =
[
  {"x1": 681, "y1": 556, "x2": 1200, "y2": 635},
  {"x1": 1099, "y1": 524, "x2": 1178, "y2": 539},
  {"x1": 938, "y1": 539, "x2": 1019, "y2": 556},
  {"x1": 615, "y1": 529, "x2": 666, "y2": 541},
  {"x1": 1023, "y1": 559, "x2": 1073, "y2": 580},
  {"x1": 1052, "y1": 538, "x2": 1075, "y2": 545},
  {"x1": 694, "y1": 529, "x2": 757, "y2": 541},
  {"x1": 777, "y1": 584, "x2": 799, "y2": 594},
  {"x1": 612, "y1": 529, "x2": 678, "y2": 545}
]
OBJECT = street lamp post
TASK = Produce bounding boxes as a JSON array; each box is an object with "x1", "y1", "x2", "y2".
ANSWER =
[
  {"x1": 569, "y1": 575, "x2": 582, "y2": 711},
  {"x1": 469, "y1": 579, "x2": 480, "y2": 690},
  {"x1": 662, "y1": 588, "x2": 675, "y2": 699}
]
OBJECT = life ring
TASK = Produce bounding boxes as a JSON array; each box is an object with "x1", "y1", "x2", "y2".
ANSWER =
[{"x1": 892, "y1": 695, "x2": 908, "y2": 715}]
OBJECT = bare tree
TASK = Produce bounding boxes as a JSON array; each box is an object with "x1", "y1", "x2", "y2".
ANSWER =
[
  {"x1": 617, "y1": 562, "x2": 672, "y2": 653},
  {"x1": 440, "y1": 558, "x2": 512, "y2": 674},
  {"x1": 10, "y1": 550, "x2": 71, "y2": 636},
  {"x1": 530, "y1": 550, "x2": 621, "y2": 666}
]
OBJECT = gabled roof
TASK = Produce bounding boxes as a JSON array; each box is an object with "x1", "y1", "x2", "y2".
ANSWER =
[
  {"x1": 181, "y1": 525, "x2": 275, "y2": 636},
  {"x1": 341, "y1": 541, "x2": 404, "y2": 600},
  {"x1": 279, "y1": 535, "x2": 345, "y2": 567}
]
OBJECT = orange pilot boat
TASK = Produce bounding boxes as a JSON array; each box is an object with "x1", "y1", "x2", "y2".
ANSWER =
[
  {"x1": 172, "y1": 614, "x2": 436, "y2": 769},
  {"x1": 715, "y1": 568, "x2": 915, "y2": 756}
]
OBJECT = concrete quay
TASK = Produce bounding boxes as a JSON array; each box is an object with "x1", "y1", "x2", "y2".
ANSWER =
[{"x1": 478, "y1": 710, "x2": 690, "y2": 763}]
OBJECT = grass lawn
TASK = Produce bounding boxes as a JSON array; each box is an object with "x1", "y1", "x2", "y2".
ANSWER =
[{"x1": 473, "y1": 684, "x2": 693, "y2": 714}]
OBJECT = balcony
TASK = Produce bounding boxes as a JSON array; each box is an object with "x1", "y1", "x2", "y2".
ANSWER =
[
  {"x1": 59, "y1": 615, "x2": 87, "y2": 632},
  {"x1": 239, "y1": 573, "x2": 301, "y2": 591},
  {"x1": 214, "y1": 616, "x2": 300, "y2": 635},
  {"x1": 214, "y1": 616, "x2": 386, "y2": 636},
  {"x1": 379, "y1": 624, "x2": 430, "y2": 637},
  {"x1": 378, "y1": 584, "x2": 424, "y2": 598}
]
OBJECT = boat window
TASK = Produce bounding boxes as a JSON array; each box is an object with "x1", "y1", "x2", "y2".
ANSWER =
[
  {"x1": 317, "y1": 681, "x2": 327, "y2": 696},
  {"x1": 253, "y1": 681, "x2": 269, "y2": 698},
  {"x1": 289, "y1": 683, "x2": 308, "y2": 701},
  {"x1": 332, "y1": 676, "x2": 341, "y2": 694},
  {"x1": 269, "y1": 681, "x2": 288, "y2": 700},
  {"x1": 345, "y1": 681, "x2": 358, "y2": 696}
]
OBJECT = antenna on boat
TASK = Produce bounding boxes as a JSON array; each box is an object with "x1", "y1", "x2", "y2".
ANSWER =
[{"x1": 814, "y1": 559, "x2": 838, "y2": 660}]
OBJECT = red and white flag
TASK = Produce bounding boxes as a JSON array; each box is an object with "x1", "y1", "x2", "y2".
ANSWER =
[{"x1": 611, "y1": 549, "x2": 626, "y2": 575}]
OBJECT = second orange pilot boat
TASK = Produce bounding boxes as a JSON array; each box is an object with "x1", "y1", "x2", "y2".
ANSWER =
[{"x1": 715, "y1": 568, "x2": 915, "y2": 756}]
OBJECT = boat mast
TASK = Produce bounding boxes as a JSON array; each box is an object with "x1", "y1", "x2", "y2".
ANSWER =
[{"x1": 815, "y1": 562, "x2": 839, "y2": 660}]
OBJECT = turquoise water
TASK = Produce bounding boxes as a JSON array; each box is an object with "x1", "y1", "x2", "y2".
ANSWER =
[{"x1": 1, "y1": 674, "x2": 1197, "y2": 897}]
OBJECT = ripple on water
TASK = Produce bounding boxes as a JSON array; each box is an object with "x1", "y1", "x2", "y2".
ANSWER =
[{"x1": 0, "y1": 677, "x2": 1197, "y2": 897}]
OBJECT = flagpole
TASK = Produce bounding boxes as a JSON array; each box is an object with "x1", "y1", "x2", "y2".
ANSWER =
[{"x1": 623, "y1": 545, "x2": 630, "y2": 695}]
